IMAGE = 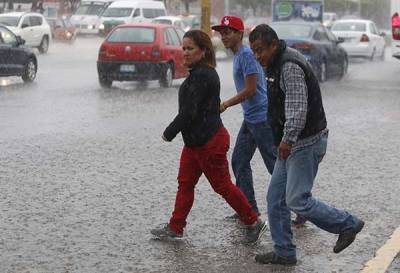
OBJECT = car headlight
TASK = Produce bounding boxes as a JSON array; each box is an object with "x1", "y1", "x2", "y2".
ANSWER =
[
  {"x1": 99, "y1": 23, "x2": 104, "y2": 30},
  {"x1": 88, "y1": 25, "x2": 93, "y2": 29},
  {"x1": 65, "y1": 31, "x2": 72, "y2": 38}
]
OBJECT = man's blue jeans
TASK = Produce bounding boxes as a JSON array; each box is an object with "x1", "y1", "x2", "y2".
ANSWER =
[
  {"x1": 232, "y1": 120, "x2": 276, "y2": 214},
  {"x1": 267, "y1": 133, "x2": 361, "y2": 258}
]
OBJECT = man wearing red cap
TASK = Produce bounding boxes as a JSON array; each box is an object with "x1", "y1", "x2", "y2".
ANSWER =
[{"x1": 212, "y1": 16, "x2": 276, "y2": 221}]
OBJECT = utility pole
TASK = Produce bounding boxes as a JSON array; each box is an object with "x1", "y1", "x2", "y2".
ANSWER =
[{"x1": 201, "y1": 0, "x2": 211, "y2": 36}]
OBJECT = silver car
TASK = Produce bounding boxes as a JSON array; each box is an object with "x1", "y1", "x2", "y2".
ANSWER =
[{"x1": 331, "y1": 19, "x2": 386, "y2": 60}]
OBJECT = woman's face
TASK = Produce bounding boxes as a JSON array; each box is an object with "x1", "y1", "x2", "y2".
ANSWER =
[{"x1": 182, "y1": 37, "x2": 205, "y2": 68}]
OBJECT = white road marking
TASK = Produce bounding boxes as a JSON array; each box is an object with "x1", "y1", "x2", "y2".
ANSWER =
[{"x1": 360, "y1": 227, "x2": 400, "y2": 273}]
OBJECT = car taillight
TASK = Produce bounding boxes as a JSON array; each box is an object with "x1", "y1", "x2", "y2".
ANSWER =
[
  {"x1": 360, "y1": 34, "x2": 370, "y2": 42},
  {"x1": 152, "y1": 45, "x2": 161, "y2": 57},
  {"x1": 99, "y1": 44, "x2": 107, "y2": 59},
  {"x1": 393, "y1": 27, "x2": 400, "y2": 40},
  {"x1": 98, "y1": 44, "x2": 116, "y2": 59},
  {"x1": 293, "y1": 42, "x2": 314, "y2": 50}
]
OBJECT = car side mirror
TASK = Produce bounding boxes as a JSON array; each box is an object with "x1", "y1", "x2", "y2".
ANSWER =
[
  {"x1": 16, "y1": 35, "x2": 25, "y2": 45},
  {"x1": 380, "y1": 32, "x2": 386, "y2": 37},
  {"x1": 21, "y1": 23, "x2": 29, "y2": 29},
  {"x1": 55, "y1": 24, "x2": 62, "y2": 29},
  {"x1": 336, "y1": 37, "x2": 345, "y2": 44}
]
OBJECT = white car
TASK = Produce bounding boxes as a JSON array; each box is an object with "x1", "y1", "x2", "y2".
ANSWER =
[
  {"x1": 0, "y1": 12, "x2": 51, "y2": 53},
  {"x1": 152, "y1": 16, "x2": 189, "y2": 32},
  {"x1": 331, "y1": 19, "x2": 386, "y2": 60}
]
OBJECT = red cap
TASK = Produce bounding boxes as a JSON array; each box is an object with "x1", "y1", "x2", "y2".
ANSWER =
[{"x1": 211, "y1": 16, "x2": 244, "y2": 32}]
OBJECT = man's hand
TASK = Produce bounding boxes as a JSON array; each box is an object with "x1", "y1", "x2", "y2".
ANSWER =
[
  {"x1": 220, "y1": 102, "x2": 227, "y2": 113},
  {"x1": 278, "y1": 142, "x2": 292, "y2": 160}
]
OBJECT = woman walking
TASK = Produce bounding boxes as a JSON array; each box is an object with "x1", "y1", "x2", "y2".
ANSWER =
[{"x1": 151, "y1": 30, "x2": 266, "y2": 244}]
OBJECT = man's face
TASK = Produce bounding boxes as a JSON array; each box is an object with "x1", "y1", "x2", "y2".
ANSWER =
[
  {"x1": 250, "y1": 38, "x2": 277, "y2": 68},
  {"x1": 218, "y1": 27, "x2": 242, "y2": 49}
]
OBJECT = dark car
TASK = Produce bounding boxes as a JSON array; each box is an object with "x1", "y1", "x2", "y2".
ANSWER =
[
  {"x1": 269, "y1": 21, "x2": 348, "y2": 82},
  {"x1": 0, "y1": 25, "x2": 37, "y2": 83},
  {"x1": 97, "y1": 23, "x2": 188, "y2": 88}
]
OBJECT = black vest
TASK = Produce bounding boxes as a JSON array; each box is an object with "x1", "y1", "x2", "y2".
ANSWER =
[{"x1": 265, "y1": 41, "x2": 327, "y2": 146}]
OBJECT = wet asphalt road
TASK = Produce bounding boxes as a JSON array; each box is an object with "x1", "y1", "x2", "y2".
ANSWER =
[{"x1": 0, "y1": 37, "x2": 400, "y2": 273}]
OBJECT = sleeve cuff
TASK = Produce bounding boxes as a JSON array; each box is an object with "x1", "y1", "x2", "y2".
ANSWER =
[
  {"x1": 281, "y1": 134, "x2": 297, "y2": 145},
  {"x1": 163, "y1": 127, "x2": 176, "y2": 142}
]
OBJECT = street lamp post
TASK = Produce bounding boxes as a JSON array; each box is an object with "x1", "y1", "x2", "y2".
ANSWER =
[{"x1": 201, "y1": 0, "x2": 211, "y2": 36}]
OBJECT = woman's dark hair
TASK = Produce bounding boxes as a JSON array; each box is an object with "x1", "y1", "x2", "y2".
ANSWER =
[
  {"x1": 183, "y1": 30, "x2": 216, "y2": 68},
  {"x1": 249, "y1": 24, "x2": 279, "y2": 46}
]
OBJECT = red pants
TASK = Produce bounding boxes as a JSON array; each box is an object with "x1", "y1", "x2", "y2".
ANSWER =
[{"x1": 169, "y1": 127, "x2": 258, "y2": 234}]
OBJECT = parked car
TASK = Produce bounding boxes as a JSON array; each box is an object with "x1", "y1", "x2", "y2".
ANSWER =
[
  {"x1": 323, "y1": 12, "x2": 338, "y2": 29},
  {"x1": 47, "y1": 17, "x2": 77, "y2": 42},
  {"x1": 97, "y1": 23, "x2": 188, "y2": 88},
  {"x1": 269, "y1": 21, "x2": 348, "y2": 82},
  {"x1": 0, "y1": 25, "x2": 38, "y2": 82},
  {"x1": 392, "y1": 12, "x2": 400, "y2": 60},
  {"x1": 331, "y1": 19, "x2": 386, "y2": 60},
  {"x1": 152, "y1": 16, "x2": 189, "y2": 32},
  {"x1": 0, "y1": 12, "x2": 52, "y2": 54}
]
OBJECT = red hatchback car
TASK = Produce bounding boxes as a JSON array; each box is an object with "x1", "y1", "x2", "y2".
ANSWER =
[{"x1": 97, "y1": 23, "x2": 188, "y2": 88}]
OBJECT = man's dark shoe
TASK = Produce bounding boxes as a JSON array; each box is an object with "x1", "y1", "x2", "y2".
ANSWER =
[
  {"x1": 244, "y1": 219, "x2": 267, "y2": 244},
  {"x1": 291, "y1": 214, "x2": 307, "y2": 229},
  {"x1": 334, "y1": 220, "x2": 365, "y2": 253},
  {"x1": 255, "y1": 251, "x2": 297, "y2": 265},
  {"x1": 151, "y1": 224, "x2": 183, "y2": 240}
]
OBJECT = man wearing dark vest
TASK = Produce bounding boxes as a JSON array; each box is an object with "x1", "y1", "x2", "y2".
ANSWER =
[{"x1": 248, "y1": 24, "x2": 364, "y2": 265}]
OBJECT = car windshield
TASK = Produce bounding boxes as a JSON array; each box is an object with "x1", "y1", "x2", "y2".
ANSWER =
[
  {"x1": 75, "y1": 4, "x2": 106, "y2": 15},
  {"x1": 152, "y1": 19, "x2": 172, "y2": 25},
  {"x1": 332, "y1": 22, "x2": 366, "y2": 32},
  {"x1": 107, "y1": 27, "x2": 155, "y2": 43},
  {"x1": 0, "y1": 16, "x2": 20, "y2": 27},
  {"x1": 270, "y1": 24, "x2": 313, "y2": 39},
  {"x1": 102, "y1": 8, "x2": 133, "y2": 18}
]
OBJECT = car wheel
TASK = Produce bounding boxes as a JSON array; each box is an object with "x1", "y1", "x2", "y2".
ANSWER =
[
  {"x1": 338, "y1": 58, "x2": 348, "y2": 80},
  {"x1": 379, "y1": 47, "x2": 385, "y2": 61},
  {"x1": 369, "y1": 48, "x2": 375, "y2": 61},
  {"x1": 159, "y1": 63, "x2": 173, "y2": 88},
  {"x1": 319, "y1": 61, "x2": 327, "y2": 82},
  {"x1": 21, "y1": 58, "x2": 37, "y2": 83},
  {"x1": 38, "y1": 36, "x2": 49, "y2": 54},
  {"x1": 137, "y1": 80, "x2": 148, "y2": 89},
  {"x1": 99, "y1": 74, "x2": 112, "y2": 88}
]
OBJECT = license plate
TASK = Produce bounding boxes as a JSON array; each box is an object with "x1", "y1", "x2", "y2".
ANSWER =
[{"x1": 120, "y1": 65, "x2": 135, "y2": 72}]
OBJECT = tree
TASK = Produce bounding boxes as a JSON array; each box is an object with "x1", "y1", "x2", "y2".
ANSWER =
[
  {"x1": 181, "y1": 0, "x2": 196, "y2": 14},
  {"x1": 233, "y1": 0, "x2": 272, "y2": 16},
  {"x1": 61, "y1": 0, "x2": 81, "y2": 13}
]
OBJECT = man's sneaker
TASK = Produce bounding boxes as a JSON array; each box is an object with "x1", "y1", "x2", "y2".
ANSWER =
[
  {"x1": 225, "y1": 213, "x2": 240, "y2": 221},
  {"x1": 151, "y1": 224, "x2": 183, "y2": 240},
  {"x1": 333, "y1": 220, "x2": 365, "y2": 253},
  {"x1": 255, "y1": 251, "x2": 297, "y2": 265},
  {"x1": 226, "y1": 212, "x2": 261, "y2": 222},
  {"x1": 291, "y1": 214, "x2": 307, "y2": 229},
  {"x1": 244, "y1": 219, "x2": 267, "y2": 244}
]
